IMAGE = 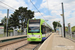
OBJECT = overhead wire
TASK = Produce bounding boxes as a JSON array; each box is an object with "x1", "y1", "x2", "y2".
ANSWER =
[
  {"x1": 30, "y1": 0, "x2": 46, "y2": 20},
  {"x1": 46, "y1": 0, "x2": 50, "y2": 15},
  {"x1": 0, "y1": 5, "x2": 14, "y2": 12},
  {"x1": 0, "y1": 4, "x2": 8, "y2": 9},
  {"x1": 0, "y1": 0, "x2": 49, "y2": 21},
  {"x1": 0, "y1": 1, "x2": 16, "y2": 10}
]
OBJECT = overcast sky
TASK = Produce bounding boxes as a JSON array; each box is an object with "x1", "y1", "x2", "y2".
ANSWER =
[{"x1": 0, "y1": 0, "x2": 75, "y2": 29}]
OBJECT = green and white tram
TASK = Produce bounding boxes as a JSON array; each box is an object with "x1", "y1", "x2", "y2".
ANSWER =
[{"x1": 27, "y1": 19, "x2": 52, "y2": 41}]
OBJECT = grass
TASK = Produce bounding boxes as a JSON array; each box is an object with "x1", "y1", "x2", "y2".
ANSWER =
[
  {"x1": 0, "y1": 33, "x2": 10, "y2": 38},
  {"x1": 0, "y1": 34, "x2": 4, "y2": 37}
]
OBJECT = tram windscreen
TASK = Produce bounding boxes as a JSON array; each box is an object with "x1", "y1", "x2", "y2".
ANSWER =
[{"x1": 28, "y1": 20, "x2": 40, "y2": 33}]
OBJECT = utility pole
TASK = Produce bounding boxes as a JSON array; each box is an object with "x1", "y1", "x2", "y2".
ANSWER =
[
  {"x1": 61, "y1": 2, "x2": 65, "y2": 37},
  {"x1": 6, "y1": 9, "x2": 9, "y2": 37}
]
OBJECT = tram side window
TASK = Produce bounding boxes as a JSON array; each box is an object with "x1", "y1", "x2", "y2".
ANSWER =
[
  {"x1": 47, "y1": 28, "x2": 50, "y2": 32},
  {"x1": 41, "y1": 25, "x2": 45, "y2": 34},
  {"x1": 41, "y1": 25, "x2": 43, "y2": 33}
]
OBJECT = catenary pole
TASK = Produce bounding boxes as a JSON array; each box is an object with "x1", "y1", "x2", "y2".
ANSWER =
[
  {"x1": 61, "y1": 2, "x2": 65, "y2": 37},
  {"x1": 6, "y1": 9, "x2": 9, "y2": 37}
]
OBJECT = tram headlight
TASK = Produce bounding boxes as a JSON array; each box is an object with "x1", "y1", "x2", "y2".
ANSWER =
[
  {"x1": 27, "y1": 35, "x2": 30, "y2": 38},
  {"x1": 38, "y1": 35, "x2": 40, "y2": 38},
  {"x1": 39, "y1": 35, "x2": 40, "y2": 37}
]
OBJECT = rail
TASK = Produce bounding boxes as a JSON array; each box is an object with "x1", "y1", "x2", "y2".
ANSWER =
[
  {"x1": 15, "y1": 42, "x2": 41, "y2": 50},
  {"x1": 0, "y1": 38, "x2": 27, "y2": 47}
]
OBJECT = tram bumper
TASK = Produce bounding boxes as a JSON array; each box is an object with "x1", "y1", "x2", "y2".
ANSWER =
[{"x1": 27, "y1": 37, "x2": 42, "y2": 41}]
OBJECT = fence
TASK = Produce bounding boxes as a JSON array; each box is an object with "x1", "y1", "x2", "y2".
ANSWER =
[
  {"x1": 66, "y1": 32, "x2": 75, "y2": 41},
  {"x1": 0, "y1": 28, "x2": 27, "y2": 38}
]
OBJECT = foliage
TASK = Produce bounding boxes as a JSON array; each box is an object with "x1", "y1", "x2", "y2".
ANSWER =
[
  {"x1": 10, "y1": 7, "x2": 34, "y2": 26},
  {"x1": 1, "y1": 16, "x2": 7, "y2": 32},
  {"x1": 1, "y1": 16, "x2": 6, "y2": 24},
  {"x1": 65, "y1": 26, "x2": 75, "y2": 32},
  {"x1": 52, "y1": 30, "x2": 54, "y2": 32},
  {"x1": 17, "y1": 30, "x2": 22, "y2": 33},
  {"x1": 8, "y1": 30, "x2": 13, "y2": 33},
  {"x1": 9, "y1": 7, "x2": 34, "y2": 31},
  {"x1": 71, "y1": 26, "x2": 75, "y2": 32},
  {"x1": 65, "y1": 27, "x2": 68, "y2": 32},
  {"x1": 52, "y1": 21, "x2": 62, "y2": 31},
  {"x1": 1, "y1": 7, "x2": 34, "y2": 32}
]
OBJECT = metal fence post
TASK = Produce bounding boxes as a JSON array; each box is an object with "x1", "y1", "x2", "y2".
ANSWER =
[{"x1": 68, "y1": 23, "x2": 72, "y2": 39}]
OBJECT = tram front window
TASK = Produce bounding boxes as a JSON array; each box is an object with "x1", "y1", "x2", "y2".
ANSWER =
[{"x1": 28, "y1": 24, "x2": 40, "y2": 33}]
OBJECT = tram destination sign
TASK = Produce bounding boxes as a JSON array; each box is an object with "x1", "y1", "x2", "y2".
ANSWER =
[
  {"x1": 29, "y1": 19, "x2": 40, "y2": 24},
  {"x1": 29, "y1": 19, "x2": 40, "y2": 22},
  {"x1": 0, "y1": 26, "x2": 4, "y2": 34}
]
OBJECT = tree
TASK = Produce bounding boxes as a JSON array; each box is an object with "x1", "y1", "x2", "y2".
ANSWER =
[
  {"x1": 71, "y1": 26, "x2": 75, "y2": 32},
  {"x1": 52, "y1": 21, "x2": 62, "y2": 31},
  {"x1": 1, "y1": 16, "x2": 6, "y2": 24},
  {"x1": 1, "y1": 16, "x2": 7, "y2": 32},
  {"x1": 9, "y1": 7, "x2": 34, "y2": 31}
]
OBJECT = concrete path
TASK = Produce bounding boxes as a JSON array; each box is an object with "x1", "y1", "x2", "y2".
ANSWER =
[{"x1": 38, "y1": 33, "x2": 75, "y2": 50}]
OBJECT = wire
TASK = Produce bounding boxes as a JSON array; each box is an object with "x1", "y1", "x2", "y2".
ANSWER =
[
  {"x1": 30, "y1": 0, "x2": 46, "y2": 20},
  {"x1": 0, "y1": 4, "x2": 14, "y2": 11},
  {"x1": 0, "y1": 4, "x2": 8, "y2": 9},
  {"x1": 0, "y1": 1, "x2": 15, "y2": 10},
  {"x1": 46, "y1": 0, "x2": 50, "y2": 15}
]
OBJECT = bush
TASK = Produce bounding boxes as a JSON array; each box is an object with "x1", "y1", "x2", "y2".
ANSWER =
[
  {"x1": 17, "y1": 30, "x2": 22, "y2": 33},
  {"x1": 8, "y1": 30, "x2": 13, "y2": 33},
  {"x1": 71, "y1": 26, "x2": 75, "y2": 32}
]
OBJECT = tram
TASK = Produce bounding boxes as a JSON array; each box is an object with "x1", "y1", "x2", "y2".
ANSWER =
[{"x1": 27, "y1": 19, "x2": 52, "y2": 41}]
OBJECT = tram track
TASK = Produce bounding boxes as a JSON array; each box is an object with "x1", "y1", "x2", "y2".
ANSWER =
[
  {"x1": 0, "y1": 38, "x2": 27, "y2": 47},
  {"x1": 0, "y1": 33, "x2": 52, "y2": 50},
  {"x1": 15, "y1": 42, "x2": 42, "y2": 50},
  {"x1": 15, "y1": 33, "x2": 52, "y2": 50},
  {"x1": 0, "y1": 38, "x2": 28, "y2": 50}
]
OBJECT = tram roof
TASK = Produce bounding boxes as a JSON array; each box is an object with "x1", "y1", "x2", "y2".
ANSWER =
[
  {"x1": 28, "y1": 19, "x2": 52, "y2": 29},
  {"x1": 40, "y1": 19, "x2": 52, "y2": 29}
]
